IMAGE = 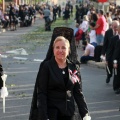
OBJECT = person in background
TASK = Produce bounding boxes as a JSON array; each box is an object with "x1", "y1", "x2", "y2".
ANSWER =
[
  {"x1": 106, "y1": 25, "x2": 120, "y2": 93},
  {"x1": 106, "y1": 12, "x2": 112, "y2": 28},
  {"x1": 80, "y1": 40, "x2": 95, "y2": 64},
  {"x1": 75, "y1": 28, "x2": 83, "y2": 48},
  {"x1": 101, "y1": 20, "x2": 119, "y2": 84},
  {"x1": 53, "y1": 5, "x2": 58, "y2": 22},
  {"x1": 79, "y1": 15, "x2": 89, "y2": 41},
  {"x1": 57, "y1": 5, "x2": 61, "y2": 18},
  {"x1": 90, "y1": 9, "x2": 106, "y2": 45},
  {"x1": 113, "y1": 38, "x2": 120, "y2": 94},
  {"x1": 90, "y1": 13, "x2": 98, "y2": 24},
  {"x1": 63, "y1": 6, "x2": 70, "y2": 24},
  {"x1": 43, "y1": 6, "x2": 51, "y2": 31},
  {"x1": 88, "y1": 22, "x2": 97, "y2": 47},
  {"x1": 74, "y1": 23, "x2": 79, "y2": 36}
]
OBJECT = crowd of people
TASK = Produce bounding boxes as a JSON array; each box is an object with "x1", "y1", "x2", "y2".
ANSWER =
[
  {"x1": 39, "y1": 1, "x2": 73, "y2": 31},
  {"x1": 0, "y1": 3, "x2": 37, "y2": 31},
  {"x1": 74, "y1": 2, "x2": 120, "y2": 94}
]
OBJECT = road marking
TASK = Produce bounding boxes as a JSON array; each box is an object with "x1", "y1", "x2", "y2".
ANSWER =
[
  {"x1": 0, "y1": 113, "x2": 29, "y2": 119},
  {"x1": 0, "y1": 54, "x2": 8, "y2": 58},
  {"x1": 6, "y1": 48, "x2": 28, "y2": 55},
  {"x1": 33, "y1": 59, "x2": 43, "y2": 62},
  {"x1": 13, "y1": 57, "x2": 28, "y2": 60},
  {"x1": 6, "y1": 70, "x2": 37, "y2": 74},
  {"x1": 96, "y1": 114, "x2": 120, "y2": 119}
]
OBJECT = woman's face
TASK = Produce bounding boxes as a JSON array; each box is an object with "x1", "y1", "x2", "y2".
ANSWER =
[{"x1": 53, "y1": 40, "x2": 69, "y2": 61}]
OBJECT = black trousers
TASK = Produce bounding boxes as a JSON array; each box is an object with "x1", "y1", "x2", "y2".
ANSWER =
[
  {"x1": 58, "y1": 116, "x2": 75, "y2": 120},
  {"x1": 113, "y1": 63, "x2": 120, "y2": 90},
  {"x1": 48, "y1": 108, "x2": 75, "y2": 120},
  {"x1": 106, "y1": 61, "x2": 113, "y2": 78}
]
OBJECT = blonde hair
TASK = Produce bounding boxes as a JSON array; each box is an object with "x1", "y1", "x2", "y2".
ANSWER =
[
  {"x1": 83, "y1": 15, "x2": 89, "y2": 21},
  {"x1": 53, "y1": 36, "x2": 70, "y2": 49}
]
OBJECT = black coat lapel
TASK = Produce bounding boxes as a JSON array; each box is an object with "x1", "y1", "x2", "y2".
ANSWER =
[
  {"x1": 66, "y1": 59, "x2": 76, "y2": 89},
  {"x1": 110, "y1": 29, "x2": 113, "y2": 36},
  {"x1": 49, "y1": 57, "x2": 66, "y2": 88}
]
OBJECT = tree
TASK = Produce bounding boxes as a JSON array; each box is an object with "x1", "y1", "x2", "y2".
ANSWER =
[{"x1": 0, "y1": 0, "x2": 2, "y2": 4}]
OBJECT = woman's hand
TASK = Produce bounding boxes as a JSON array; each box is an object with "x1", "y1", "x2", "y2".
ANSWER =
[{"x1": 113, "y1": 63, "x2": 118, "y2": 69}]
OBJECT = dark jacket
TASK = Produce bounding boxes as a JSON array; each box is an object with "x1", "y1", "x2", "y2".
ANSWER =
[
  {"x1": 37, "y1": 57, "x2": 88, "y2": 119},
  {"x1": 106, "y1": 35, "x2": 119, "y2": 61},
  {"x1": 101, "y1": 28, "x2": 114, "y2": 55},
  {"x1": 113, "y1": 40, "x2": 120, "y2": 62}
]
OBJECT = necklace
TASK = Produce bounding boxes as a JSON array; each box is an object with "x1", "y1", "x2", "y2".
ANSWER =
[
  {"x1": 61, "y1": 67, "x2": 67, "y2": 74},
  {"x1": 62, "y1": 70, "x2": 65, "y2": 74}
]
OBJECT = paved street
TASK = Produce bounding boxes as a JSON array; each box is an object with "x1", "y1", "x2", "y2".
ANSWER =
[{"x1": 0, "y1": 17, "x2": 120, "y2": 120}]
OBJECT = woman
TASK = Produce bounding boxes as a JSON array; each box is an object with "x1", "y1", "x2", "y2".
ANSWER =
[
  {"x1": 29, "y1": 36, "x2": 91, "y2": 120},
  {"x1": 79, "y1": 15, "x2": 89, "y2": 41},
  {"x1": 80, "y1": 40, "x2": 95, "y2": 64},
  {"x1": 106, "y1": 12, "x2": 112, "y2": 28},
  {"x1": 90, "y1": 13, "x2": 98, "y2": 23},
  {"x1": 63, "y1": 6, "x2": 70, "y2": 24}
]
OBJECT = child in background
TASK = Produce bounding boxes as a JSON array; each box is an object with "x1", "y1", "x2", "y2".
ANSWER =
[
  {"x1": 74, "y1": 23, "x2": 79, "y2": 36},
  {"x1": 89, "y1": 22, "x2": 97, "y2": 47},
  {"x1": 74, "y1": 23, "x2": 84, "y2": 48}
]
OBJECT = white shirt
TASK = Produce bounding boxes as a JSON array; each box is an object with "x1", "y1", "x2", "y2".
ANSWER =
[
  {"x1": 85, "y1": 44, "x2": 95, "y2": 57},
  {"x1": 107, "y1": 17, "x2": 112, "y2": 25},
  {"x1": 89, "y1": 30, "x2": 97, "y2": 43},
  {"x1": 106, "y1": 22, "x2": 109, "y2": 31},
  {"x1": 49, "y1": 11, "x2": 53, "y2": 21},
  {"x1": 79, "y1": 20, "x2": 89, "y2": 32}
]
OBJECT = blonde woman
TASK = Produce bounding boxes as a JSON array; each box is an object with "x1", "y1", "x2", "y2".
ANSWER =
[{"x1": 29, "y1": 36, "x2": 91, "y2": 120}]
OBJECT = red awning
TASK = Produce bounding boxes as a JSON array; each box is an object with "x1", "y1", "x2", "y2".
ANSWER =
[{"x1": 98, "y1": 0, "x2": 108, "y2": 2}]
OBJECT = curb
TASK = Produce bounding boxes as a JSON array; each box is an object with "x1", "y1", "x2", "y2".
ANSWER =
[
  {"x1": 0, "y1": 29, "x2": 6, "y2": 33},
  {"x1": 87, "y1": 61, "x2": 106, "y2": 69}
]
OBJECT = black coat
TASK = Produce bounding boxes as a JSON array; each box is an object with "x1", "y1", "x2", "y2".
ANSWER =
[
  {"x1": 101, "y1": 28, "x2": 114, "y2": 55},
  {"x1": 106, "y1": 35, "x2": 119, "y2": 61},
  {"x1": 113, "y1": 39, "x2": 120, "y2": 62},
  {"x1": 37, "y1": 57, "x2": 88, "y2": 119},
  {"x1": 63, "y1": 9, "x2": 70, "y2": 19}
]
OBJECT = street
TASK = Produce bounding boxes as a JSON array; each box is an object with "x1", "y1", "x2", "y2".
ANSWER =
[{"x1": 0, "y1": 17, "x2": 120, "y2": 120}]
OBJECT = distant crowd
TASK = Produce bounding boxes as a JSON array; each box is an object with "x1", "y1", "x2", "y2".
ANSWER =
[
  {"x1": 0, "y1": 1, "x2": 74, "y2": 32},
  {"x1": 0, "y1": 3, "x2": 37, "y2": 31}
]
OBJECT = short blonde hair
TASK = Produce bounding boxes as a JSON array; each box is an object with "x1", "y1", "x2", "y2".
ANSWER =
[
  {"x1": 83, "y1": 15, "x2": 89, "y2": 21},
  {"x1": 53, "y1": 36, "x2": 70, "y2": 49}
]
